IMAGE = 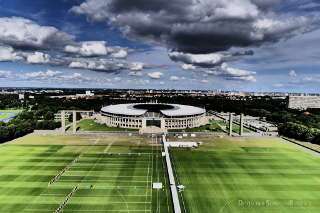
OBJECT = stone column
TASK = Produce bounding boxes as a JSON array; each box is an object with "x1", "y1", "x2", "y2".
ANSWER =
[
  {"x1": 228, "y1": 113, "x2": 233, "y2": 136},
  {"x1": 142, "y1": 118, "x2": 147, "y2": 129},
  {"x1": 73, "y1": 111, "x2": 77, "y2": 134},
  {"x1": 161, "y1": 118, "x2": 166, "y2": 130},
  {"x1": 61, "y1": 111, "x2": 66, "y2": 133},
  {"x1": 239, "y1": 113, "x2": 244, "y2": 136}
]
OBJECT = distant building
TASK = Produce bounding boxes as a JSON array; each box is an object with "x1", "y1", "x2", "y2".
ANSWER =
[
  {"x1": 18, "y1": 94, "x2": 25, "y2": 100},
  {"x1": 288, "y1": 96, "x2": 320, "y2": 110},
  {"x1": 86, "y1": 90, "x2": 94, "y2": 96}
]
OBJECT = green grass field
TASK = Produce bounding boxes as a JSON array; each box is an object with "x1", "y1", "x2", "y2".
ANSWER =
[
  {"x1": 172, "y1": 137, "x2": 320, "y2": 213},
  {"x1": 77, "y1": 119, "x2": 137, "y2": 132},
  {"x1": 0, "y1": 134, "x2": 172, "y2": 212}
]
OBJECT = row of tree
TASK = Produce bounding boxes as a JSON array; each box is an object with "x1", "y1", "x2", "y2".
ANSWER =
[
  {"x1": 0, "y1": 111, "x2": 61, "y2": 143},
  {"x1": 278, "y1": 122, "x2": 320, "y2": 144}
]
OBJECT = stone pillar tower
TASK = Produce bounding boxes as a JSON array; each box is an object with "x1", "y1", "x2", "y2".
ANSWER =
[
  {"x1": 228, "y1": 113, "x2": 233, "y2": 136},
  {"x1": 73, "y1": 111, "x2": 77, "y2": 134},
  {"x1": 239, "y1": 113, "x2": 244, "y2": 136},
  {"x1": 61, "y1": 111, "x2": 66, "y2": 133}
]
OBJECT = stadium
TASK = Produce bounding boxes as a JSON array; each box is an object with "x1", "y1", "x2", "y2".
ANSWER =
[{"x1": 99, "y1": 103, "x2": 208, "y2": 131}]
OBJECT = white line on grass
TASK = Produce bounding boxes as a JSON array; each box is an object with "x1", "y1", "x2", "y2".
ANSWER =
[{"x1": 103, "y1": 141, "x2": 114, "y2": 153}]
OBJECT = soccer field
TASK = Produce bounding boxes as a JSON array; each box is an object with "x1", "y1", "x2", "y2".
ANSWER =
[
  {"x1": 0, "y1": 134, "x2": 172, "y2": 212},
  {"x1": 172, "y1": 137, "x2": 320, "y2": 213}
]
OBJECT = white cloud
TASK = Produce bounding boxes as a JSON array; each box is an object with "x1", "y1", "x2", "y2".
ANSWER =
[
  {"x1": 0, "y1": 46, "x2": 21, "y2": 61},
  {"x1": 201, "y1": 79, "x2": 209, "y2": 83},
  {"x1": 69, "y1": 61, "x2": 88, "y2": 69},
  {"x1": 68, "y1": 58, "x2": 125, "y2": 71},
  {"x1": 65, "y1": 41, "x2": 110, "y2": 56},
  {"x1": 148, "y1": 71, "x2": 163, "y2": 79},
  {"x1": 26, "y1": 52, "x2": 50, "y2": 64},
  {"x1": 181, "y1": 64, "x2": 196, "y2": 70},
  {"x1": 206, "y1": 63, "x2": 256, "y2": 82},
  {"x1": 170, "y1": 76, "x2": 180, "y2": 81},
  {"x1": 0, "y1": 70, "x2": 11, "y2": 78},
  {"x1": 59, "y1": 73, "x2": 91, "y2": 82},
  {"x1": 128, "y1": 71, "x2": 143, "y2": 76},
  {"x1": 0, "y1": 17, "x2": 73, "y2": 49},
  {"x1": 24, "y1": 70, "x2": 61, "y2": 79},
  {"x1": 169, "y1": 51, "x2": 224, "y2": 67},
  {"x1": 129, "y1": 62, "x2": 144, "y2": 71},
  {"x1": 289, "y1": 70, "x2": 297, "y2": 77},
  {"x1": 111, "y1": 49, "x2": 128, "y2": 58}
]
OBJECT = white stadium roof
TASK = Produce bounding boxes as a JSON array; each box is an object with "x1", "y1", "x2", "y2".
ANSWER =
[{"x1": 101, "y1": 103, "x2": 205, "y2": 117}]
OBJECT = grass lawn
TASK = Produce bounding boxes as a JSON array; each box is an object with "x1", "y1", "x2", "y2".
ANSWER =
[
  {"x1": 77, "y1": 119, "x2": 137, "y2": 132},
  {"x1": 172, "y1": 136, "x2": 320, "y2": 213},
  {"x1": 0, "y1": 134, "x2": 172, "y2": 213}
]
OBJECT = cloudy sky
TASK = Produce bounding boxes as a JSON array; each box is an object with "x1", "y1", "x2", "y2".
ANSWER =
[{"x1": 0, "y1": 0, "x2": 320, "y2": 92}]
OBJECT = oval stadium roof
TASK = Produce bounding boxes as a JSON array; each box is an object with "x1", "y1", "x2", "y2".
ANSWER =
[{"x1": 101, "y1": 103, "x2": 205, "y2": 117}]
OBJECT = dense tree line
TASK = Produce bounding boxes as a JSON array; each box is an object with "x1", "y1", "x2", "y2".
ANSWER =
[
  {"x1": 1, "y1": 91, "x2": 320, "y2": 143},
  {"x1": 278, "y1": 122, "x2": 320, "y2": 142},
  {"x1": 0, "y1": 110, "x2": 60, "y2": 143}
]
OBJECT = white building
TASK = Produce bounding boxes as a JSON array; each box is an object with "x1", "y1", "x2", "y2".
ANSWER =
[
  {"x1": 288, "y1": 96, "x2": 320, "y2": 110},
  {"x1": 99, "y1": 103, "x2": 208, "y2": 132}
]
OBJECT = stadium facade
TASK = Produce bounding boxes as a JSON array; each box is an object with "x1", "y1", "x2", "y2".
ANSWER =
[{"x1": 100, "y1": 103, "x2": 208, "y2": 132}]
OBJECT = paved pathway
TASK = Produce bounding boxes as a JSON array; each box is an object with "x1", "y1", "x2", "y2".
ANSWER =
[{"x1": 162, "y1": 135, "x2": 181, "y2": 213}]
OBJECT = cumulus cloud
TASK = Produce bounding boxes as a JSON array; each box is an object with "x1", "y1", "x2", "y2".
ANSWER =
[
  {"x1": 68, "y1": 58, "x2": 125, "y2": 72},
  {"x1": 111, "y1": 49, "x2": 128, "y2": 58},
  {"x1": 0, "y1": 46, "x2": 21, "y2": 61},
  {"x1": 64, "y1": 41, "x2": 110, "y2": 56},
  {"x1": 71, "y1": 0, "x2": 314, "y2": 54},
  {"x1": 20, "y1": 69, "x2": 94, "y2": 83},
  {"x1": 0, "y1": 70, "x2": 11, "y2": 78},
  {"x1": 289, "y1": 69, "x2": 297, "y2": 77},
  {"x1": 128, "y1": 71, "x2": 143, "y2": 77},
  {"x1": 26, "y1": 52, "x2": 50, "y2": 64},
  {"x1": 0, "y1": 17, "x2": 74, "y2": 50},
  {"x1": 200, "y1": 79, "x2": 209, "y2": 84},
  {"x1": 147, "y1": 71, "x2": 163, "y2": 79},
  {"x1": 24, "y1": 70, "x2": 61, "y2": 79},
  {"x1": 207, "y1": 63, "x2": 256, "y2": 82},
  {"x1": 169, "y1": 51, "x2": 225, "y2": 67},
  {"x1": 181, "y1": 64, "x2": 196, "y2": 70},
  {"x1": 169, "y1": 76, "x2": 180, "y2": 81},
  {"x1": 129, "y1": 62, "x2": 144, "y2": 71}
]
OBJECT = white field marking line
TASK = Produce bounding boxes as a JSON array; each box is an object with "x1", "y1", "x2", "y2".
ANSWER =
[
  {"x1": 59, "y1": 175, "x2": 148, "y2": 178},
  {"x1": 71, "y1": 162, "x2": 150, "y2": 166},
  {"x1": 58, "y1": 186, "x2": 151, "y2": 189},
  {"x1": 42, "y1": 194, "x2": 152, "y2": 197},
  {"x1": 24, "y1": 209, "x2": 151, "y2": 212},
  {"x1": 103, "y1": 141, "x2": 114, "y2": 153},
  {"x1": 93, "y1": 138, "x2": 100, "y2": 145},
  {"x1": 78, "y1": 152, "x2": 105, "y2": 184},
  {"x1": 60, "y1": 180, "x2": 152, "y2": 183},
  {"x1": 150, "y1": 139, "x2": 155, "y2": 212},
  {"x1": 83, "y1": 152, "x2": 153, "y2": 156},
  {"x1": 17, "y1": 147, "x2": 85, "y2": 209},
  {"x1": 156, "y1": 142, "x2": 160, "y2": 213},
  {"x1": 48, "y1": 154, "x2": 81, "y2": 186},
  {"x1": 54, "y1": 185, "x2": 79, "y2": 213},
  {"x1": 145, "y1": 151, "x2": 151, "y2": 213},
  {"x1": 115, "y1": 187, "x2": 131, "y2": 213}
]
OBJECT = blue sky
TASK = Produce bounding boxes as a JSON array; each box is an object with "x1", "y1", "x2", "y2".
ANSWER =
[{"x1": 0, "y1": 0, "x2": 320, "y2": 92}]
